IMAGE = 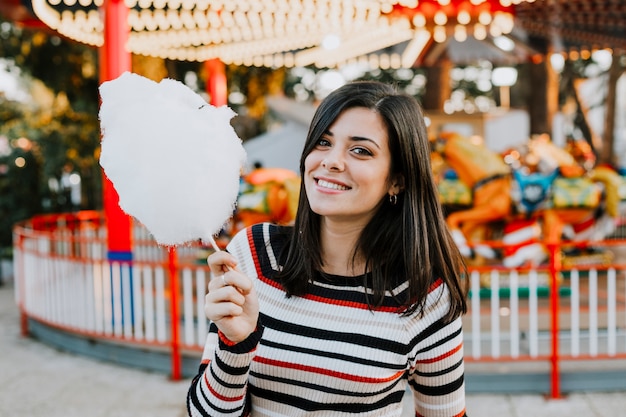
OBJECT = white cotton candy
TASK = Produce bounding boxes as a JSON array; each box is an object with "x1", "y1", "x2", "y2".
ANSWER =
[{"x1": 98, "y1": 72, "x2": 246, "y2": 246}]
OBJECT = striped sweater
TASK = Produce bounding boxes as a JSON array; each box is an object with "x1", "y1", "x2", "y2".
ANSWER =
[{"x1": 187, "y1": 223, "x2": 467, "y2": 417}]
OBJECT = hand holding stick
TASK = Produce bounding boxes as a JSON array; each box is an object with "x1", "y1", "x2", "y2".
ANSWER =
[{"x1": 205, "y1": 249, "x2": 259, "y2": 344}]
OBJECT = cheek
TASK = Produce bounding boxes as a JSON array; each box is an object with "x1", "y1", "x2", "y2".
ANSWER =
[
  {"x1": 370, "y1": 172, "x2": 395, "y2": 200},
  {"x1": 303, "y1": 152, "x2": 321, "y2": 173},
  {"x1": 302, "y1": 155, "x2": 317, "y2": 188}
]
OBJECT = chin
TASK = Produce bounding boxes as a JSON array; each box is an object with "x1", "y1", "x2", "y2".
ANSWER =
[{"x1": 309, "y1": 204, "x2": 340, "y2": 217}]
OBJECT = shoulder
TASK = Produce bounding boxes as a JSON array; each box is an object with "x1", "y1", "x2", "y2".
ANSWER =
[
  {"x1": 397, "y1": 279, "x2": 463, "y2": 354},
  {"x1": 421, "y1": 278, "x2": 455, "y2": 318},
  {"x1": 227, "y1": 223, "x2": 292, "y2": 277},
  {"x1": 399, "y1": 278, "x2": 453, "y2": 323},
  {"x1": 227, "y1": 223, "x2": 291, "y2": 251}
]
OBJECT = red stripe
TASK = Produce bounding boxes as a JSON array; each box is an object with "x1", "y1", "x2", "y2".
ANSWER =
[
  {"x1": 429, "y1": 278, "x2": 443, "y2": 292},
  {"x1": 254, "y1": 274, "x2": 400, "y2": 312},
  {"x1": 257, "y1": 273, "x2": 283, "y2": 290},
  {"x1": 254, "y1": 356, "x2": 405, "y2": 383},
  {"x1": 247, "y1": 227, "x2": 287, "y2": 293},
  {"x1": 304, "y1": 293, "x2": 399, "y2": 312},
  {"x1": 416, "y1": 342, "x2": 463, "y2": 364},
  {"x1": 417, "y1": 409, "x2": 466, "y2": 417},
  {"x1": 203, "y1": 372, "x2": 246, "y2": 402},
  {"x1": 308, "y1": 278, "x2": 443, "y2": 312},
  {"x1": 218, "y1": 330, "x2": 238, "y2": 346},
  {"x1": 247, "y1": 227, "x2": 263, "y2": 278}
]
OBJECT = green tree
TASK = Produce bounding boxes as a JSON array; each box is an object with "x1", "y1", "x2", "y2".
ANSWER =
[
  {"x1": 0, "y1": 17, "x2": 102, "y2": 249},
  {"x1": 0, "y1": 135, "x2": 41, "y2": 247}
]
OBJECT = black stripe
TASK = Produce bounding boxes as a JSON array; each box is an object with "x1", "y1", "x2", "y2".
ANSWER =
[
  {"x1": 415, "y1": 325, "x2": 462, "y2": 355},
  {"x1": 410, "y1": 374, "x2": 465, "y2": 397},
  {"x1": 260, "y1": 338, "x2": 406, "y2": 370},
  {"x1": 260, "y1": 312, "x2": 407, "y2": 354},
  {"x1": 409, "y1": 317, "x2": 460, "y2": 349},
  {"x1": 250, "y1": 369, "x2": 404, "y2": 397},
  {"x1": 249, "y1": 384, "x2": 406, "y2": 413},
  {"x1": 215, "y1": 352, "x2": 250, "y2": 376},
  {"x1": 413, "y1": 358, "x2": 464, "y2": 378},
  {"x1": 250, "y1": 223, "x2": 286, "y2": 279},
  {"x1": 187, "y1": 364, "x2": 245, "y2": 416},
  {"x1": 210, "y1": 364, "x2": 247, "y2": 390}
]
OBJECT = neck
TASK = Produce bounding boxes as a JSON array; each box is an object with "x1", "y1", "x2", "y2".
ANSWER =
[{"x1": 319, "y1": 219, "x2": 366, "y2": 276}]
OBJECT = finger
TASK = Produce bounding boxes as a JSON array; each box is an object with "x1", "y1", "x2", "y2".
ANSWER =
[
  {"x1": 205, "y1": 284, "x2": 245, "y2": 306},
  {"x1": 205, "y1": 301, "x2": 244, "y2": 321},
  {"x1": 204, "y1": 290, "x2": 246, "y2": 319},
  {"x1": 208, "y1": 272, "x2": 228, "y2": 292},
  {"x1": 207, "y1": 251, "x2": 238, "y2": 274},
  {"x1": 221, "y1": 270, "x2": 253, "y2": 295}
]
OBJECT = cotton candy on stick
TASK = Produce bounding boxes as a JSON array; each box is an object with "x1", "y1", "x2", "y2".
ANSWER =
[{"x1": 98, "y1": 72, "x2": 246, "y2": 250}]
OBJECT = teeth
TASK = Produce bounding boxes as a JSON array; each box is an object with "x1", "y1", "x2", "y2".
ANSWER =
[{"x1": 318, "y1": 179, "x2": 349, "y2": 190}]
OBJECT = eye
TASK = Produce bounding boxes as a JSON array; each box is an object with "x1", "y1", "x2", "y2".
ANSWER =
[
  {"x1": 315, "y1": 137, "x2": 331, "y2": 147},
  {"x1": 351, "y1": 146, "x2": 373, "y2": 156}
]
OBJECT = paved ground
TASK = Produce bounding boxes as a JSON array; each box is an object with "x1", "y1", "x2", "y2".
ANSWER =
[
  {"x1": 2, "y1": 265, "x2": 626, "y2": 416},
  {"x1": 0, "y1": 272, "x2": 189, "y2": 417}
]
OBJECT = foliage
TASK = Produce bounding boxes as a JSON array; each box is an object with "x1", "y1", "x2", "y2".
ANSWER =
[
  {"x1": 0, "y1": 139, "x2": 41, "y2": 247},
  {"x1": 224, "y1": 64, "x2": 285, "y2": 140},
  {"x1": 1, "y1": 21, "x2": 100, "y2": 113},
  {"x1": 0, "y1": 17, "x2": 102, "y2": 248}
]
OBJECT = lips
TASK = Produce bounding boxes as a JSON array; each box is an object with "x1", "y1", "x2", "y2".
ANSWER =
[{"x1": 316, "y1": 179, "x2": 350, "y2": 191}]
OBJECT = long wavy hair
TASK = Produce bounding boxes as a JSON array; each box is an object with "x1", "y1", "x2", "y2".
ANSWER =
[{"x1": 275, "y1": 81, "x2": 467, "y2": 320}]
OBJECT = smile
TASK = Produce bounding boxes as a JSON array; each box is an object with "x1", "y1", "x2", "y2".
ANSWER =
[{"x1": 317, "y1": 179, "x2": 350, "y2": 191}]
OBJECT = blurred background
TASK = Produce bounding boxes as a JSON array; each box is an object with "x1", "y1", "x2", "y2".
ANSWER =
[{"x1": 0, "y1": 1, "x2": 625, "y2": 409}]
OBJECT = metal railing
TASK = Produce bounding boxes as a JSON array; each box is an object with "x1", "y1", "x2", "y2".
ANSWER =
[{"x1": 12, "y1": 211, "x2": 626, "y2": 397}]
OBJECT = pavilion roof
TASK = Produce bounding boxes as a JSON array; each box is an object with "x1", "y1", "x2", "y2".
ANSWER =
[
  {"x1": 0, "y1": 0, "x2": 624, "y2": 65},
  {"x1": 515, "y1": 0, "x2": 626, "y2": 52}
]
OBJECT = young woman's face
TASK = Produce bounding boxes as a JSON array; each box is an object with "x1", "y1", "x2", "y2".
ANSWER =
[{"x1": 304, "y1": 107, "x2": 401, "y2": 225}]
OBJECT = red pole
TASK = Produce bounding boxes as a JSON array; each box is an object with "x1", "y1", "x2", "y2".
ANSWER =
[
  {"x1": 16, "y1": 232, "x2": 28, "y2": 337},
  {"x1": 101, "y1": 0, "x2": 131, "y2": 81},
  {"x1": 205, "y1": 58, "x2": 227, "y2": 106},
  {"x1": 548, "y1": 242, "x2": 561, "y2": 398},
  {"x1": 98, "y1": 0, "x2": 134, "y2": 349},
  {"x1": 168, "y1": 248, "x2": 182, "y2": 380},
  {"x1": 100, "y1": 0, "x2": 132, "y2": 263}
]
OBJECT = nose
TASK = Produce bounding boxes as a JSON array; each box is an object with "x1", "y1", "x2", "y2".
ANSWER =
[{"x1": 321, "y1": 150, "x2": 344, "y2": 171}]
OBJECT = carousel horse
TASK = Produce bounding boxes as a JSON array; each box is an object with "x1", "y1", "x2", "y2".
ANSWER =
[
  {"x1": 505, "y1": 137, "x2": 623, "y2": 266},
  {"x1": 434, "y1": 133, "x2": 622, "y2": 267},
  {"x1": 434, "y1": 132, "x2": 512, "y2": 258},
  {"x1": 505, "y1": 167, "x2": 601, "y2": 267},
  {"x1": 512, "y1": 136, "x2": 621, "y2": 244}
]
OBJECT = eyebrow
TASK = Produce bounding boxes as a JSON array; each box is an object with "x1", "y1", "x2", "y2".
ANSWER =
[{"x1": 324, "y1": 129, "x2": 382, "y2": 150}]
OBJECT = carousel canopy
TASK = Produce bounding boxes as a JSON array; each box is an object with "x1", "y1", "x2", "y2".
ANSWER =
[
  {"x1": 0, "y1": 0, "x2": 624, "y2": 67},
  {"x1": 515, "y1": 0, "x2": 626, "y2": 56}
]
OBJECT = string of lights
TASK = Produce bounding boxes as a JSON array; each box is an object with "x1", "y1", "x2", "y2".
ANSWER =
[{"x1": 30, "y1": 0, "x2": 535, "y2": 67}]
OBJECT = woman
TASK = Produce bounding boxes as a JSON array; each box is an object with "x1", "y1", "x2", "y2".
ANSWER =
[{"x1": 187, "y1": 81, "x2": 468, "y2": 417}]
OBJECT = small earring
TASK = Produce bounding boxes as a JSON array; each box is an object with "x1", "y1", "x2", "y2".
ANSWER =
[{"x1": 389, "y1": 194, "x2": 398, "y2": 205}]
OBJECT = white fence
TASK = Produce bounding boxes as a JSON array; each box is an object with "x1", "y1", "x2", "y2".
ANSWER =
[{"x1": 12, "y1": 212, "x2": 626, "y2": 395}]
